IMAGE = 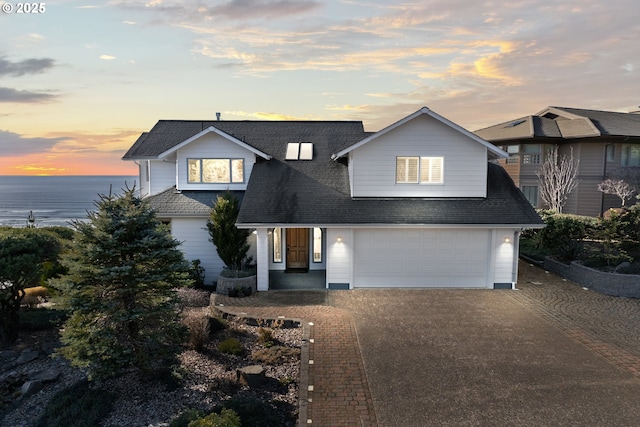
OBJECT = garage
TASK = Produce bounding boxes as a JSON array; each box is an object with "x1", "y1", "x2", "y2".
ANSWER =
[{"x1": 353, "y1": 228, "x2": 491, "y2": 288}]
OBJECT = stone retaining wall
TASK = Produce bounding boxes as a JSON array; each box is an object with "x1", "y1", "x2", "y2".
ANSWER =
[
  {"x1": 543, "y1": 257, "x2": 640, "y2": 298},
  {"x1": 216, "y1": 275, "x2": 257, "y2": 295}
]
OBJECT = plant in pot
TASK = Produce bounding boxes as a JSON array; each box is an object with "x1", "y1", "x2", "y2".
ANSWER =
[{"x1": 207, "y1": 192, "x2": 256, "y2": 295}]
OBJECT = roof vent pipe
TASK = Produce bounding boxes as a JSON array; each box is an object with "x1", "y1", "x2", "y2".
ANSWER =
[{"x1": 216, "y1": 112, "x2": 221, "y2": 121}]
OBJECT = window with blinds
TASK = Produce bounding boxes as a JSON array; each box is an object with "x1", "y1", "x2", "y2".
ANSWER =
[{"x1": 396, "y1": 156, "x2": 443, "y2": 184}]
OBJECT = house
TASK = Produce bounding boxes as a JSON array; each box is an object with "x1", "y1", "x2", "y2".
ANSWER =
[
  {"x1": 475, "y1": 107, "x2": 640, "y2": 216},
  {"x1": 123, "y1": 107, "x2": 543, "y2": 291}
]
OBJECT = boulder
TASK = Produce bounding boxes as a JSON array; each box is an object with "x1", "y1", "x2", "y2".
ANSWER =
[
  {"x1": 16, "y1": 349, "x2": 39, "y2": 365},
  {"x1": 20, "y1": 380, "x2": 43, "y2": 398},
  {"x1": 28, "y1": 369, "x2": 60, "y2": 382},
  {"x1": 236, "y1": 365, "x2": 265, "y2": 387}
]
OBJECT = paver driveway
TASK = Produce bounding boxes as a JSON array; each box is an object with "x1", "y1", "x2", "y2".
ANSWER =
[{"x1": 215, "y1": 261, "x2": 640, "y2": 426}]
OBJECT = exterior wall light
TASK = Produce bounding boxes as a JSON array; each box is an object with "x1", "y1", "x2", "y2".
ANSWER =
[
  {"x1": 504, "y1": 236, "x2": 511, "y2": 243},
  {"x1": 336, "y1": 236, "x2": 343, "y2": 243}
]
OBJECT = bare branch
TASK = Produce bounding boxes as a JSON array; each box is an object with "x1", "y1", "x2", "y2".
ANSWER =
[
  {"x1": 598, "y1": 179, "x2": 636, "y2": 207},
  {"x1": 536, "y1": 145, "x2": 580, "y2": 213}
]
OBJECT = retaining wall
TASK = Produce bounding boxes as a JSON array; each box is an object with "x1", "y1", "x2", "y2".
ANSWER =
[{"x1": 543, "y1": 257, "x2": 640, "y2": 298}]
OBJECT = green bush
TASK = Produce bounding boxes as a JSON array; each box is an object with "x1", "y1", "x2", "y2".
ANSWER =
[
  {"x1": 36, "y1": 380, "x2": 116, "y2": 427},
  {"x1": 257, "y1": 328, "x2": 275, "y2": 347},
  {"x1": 537, "y1": 215, "x2": 587, "y2": 261},
  {"x1": 170, "y1": 409, "x2": 207, "y2": 427},
  {"x1": 215, "y1": 397, "x2": 283, "y2": 427},
  {"x1": 218, "y1": 338, "x2": 243, "y2": 355},
  {"x1": 188, "y1": 409, "x2": 241, "y2": 427}
]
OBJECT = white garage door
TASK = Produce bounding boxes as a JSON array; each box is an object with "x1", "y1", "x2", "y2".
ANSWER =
[{"x1": 353, "y1": 229, "x2": 490, "y2": 288}]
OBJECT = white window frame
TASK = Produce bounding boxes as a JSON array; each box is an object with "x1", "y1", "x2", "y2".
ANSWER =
[
  {"x1": 187, "y1": 158, "x2": 244, "y2": 183},
  {"x1": 396, "y1": 156, "x2": 444, "y2": 184}
]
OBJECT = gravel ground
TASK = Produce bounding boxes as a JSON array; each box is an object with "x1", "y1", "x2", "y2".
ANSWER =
[{"x1": 1, "y1": 289, "x2": 301, "y2": 427}]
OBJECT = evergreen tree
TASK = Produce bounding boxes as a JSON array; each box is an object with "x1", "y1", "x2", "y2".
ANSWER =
[
  {"x1": 207, "y1": 192, "x2": 250, "y2": 272},
  {"x1": 52, "y1": 188, "x2": 191, "y2": 380}
]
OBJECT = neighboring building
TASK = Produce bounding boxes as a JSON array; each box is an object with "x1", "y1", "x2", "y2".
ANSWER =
[
  {"x1": 475, "y1": 107, "x2": 640, "y2": 216},
  {"x1": 123, "y1": 107, "x2": 542, "y2": 290}
]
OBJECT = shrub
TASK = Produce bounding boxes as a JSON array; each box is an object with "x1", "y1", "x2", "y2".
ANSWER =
[
  {"x1": 215, "y1": 397, "x2": 283, "y2": 427},
  {"x1": 252, "y1": 346, "x2": 300, "y2": 365},
  {"x1": 187, "y1": 409, "x2": 241, "y2": 427},
  {"x1": 169, "y1": 409, "x2": 207, "y2": 427},
  {"x1": 209, "y1": 316, "x2": 227, "y2": 335},
  {"x1": 537, "y1": 214, "x2": 586, "y2": 261},
  {"x1": 183, "y1": 310, "x2": 210, "y2": 351},
  {"x1": 36, "y1": 380, "x2": 116, "y2": 427},
  {"x1": 218, "y1": 338, "x2": 243, "y2": 355},
  {"x1": 257, "y1": 328, "x2": 275, "y2": 347},
  {"x1": 189, "y1": 259, "x2": 206, "y2": 289}
]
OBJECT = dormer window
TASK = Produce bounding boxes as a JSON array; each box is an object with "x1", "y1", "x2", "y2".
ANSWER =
[
  {"x1": 396, "y1": 156, "x2": 443, "y2": 184},
  {"x1": 188, "y1": 158, "x2": 244, "y2": 183},
  {"x1": 286, "y1": 142, "x2": 313, "y2": 160}
]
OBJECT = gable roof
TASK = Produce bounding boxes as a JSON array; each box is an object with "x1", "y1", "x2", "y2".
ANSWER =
[
  {"x1": 237, "y1": 161, "x2": 543, "y2": 227},
  {"x1": 333, "y1": 107, "x2": 508, "y2": 159},
  {"x1": 123, "y1": 120, "x2": 367, "y2": 161},
  {"x1": 475, "y1": 106, "x2": 640, "y2": 141}
]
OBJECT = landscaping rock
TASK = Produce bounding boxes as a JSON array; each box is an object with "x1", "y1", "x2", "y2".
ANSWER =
[
  {"x1": 236, "y1": 365, "x2": 265, "y2": 387},
  {"x1": 20, "y1": 380, "x2": 43, "y2": 399},
  {"x1": 28, "y1": 369, "x2": 60, "y2": 383},
  {"x1": 16, "y1": 349, "x2": 39, "y2": 365},
  {"x1": 615, "y1": 262, "x2": 631, "y2": 273}
]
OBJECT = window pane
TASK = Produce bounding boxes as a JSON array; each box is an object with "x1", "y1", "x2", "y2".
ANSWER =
[
  {"x1": 524, "y1": 144, "x2": 541, "y2": 153},
  {"x1": 313, "y1": 228, "x2": 322, "y2": 262},
  {"x1": 397, "y1": 157, "x2": 418, "y2": 183},
  {"x1": 188, "y1": 159, "x2": 201, "y2": 183},
  {"x1": 203, "y1": 159, "x2": 230, "y2": 183},
  {"x1": 420, "y1": 157, "x2": 443, "y2": 183},
  {"x1": 507, "y1": 145, "x2": 519, "y2": 154},
  {"x1": 522, "y1": 185, "x2": 538, "y2": 206},
  {"x1": 606, "y1": 145, "x2": 615, "y2": 162},
  {"x1": 231, "y1": 159, "x2": 244, "y2": 183},
  {"x1": 273, "y1": 228, "x2": 282, "y2": 262}
]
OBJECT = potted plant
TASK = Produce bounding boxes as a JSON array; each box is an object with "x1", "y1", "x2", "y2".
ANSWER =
[{"x1": 208, "y1": 192, "x2": 257, "y2": 295}]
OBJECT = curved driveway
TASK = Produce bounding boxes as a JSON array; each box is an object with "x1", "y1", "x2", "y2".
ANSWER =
[{"x1": 215, "y1": 261, "x2": 640, "y2": 426}]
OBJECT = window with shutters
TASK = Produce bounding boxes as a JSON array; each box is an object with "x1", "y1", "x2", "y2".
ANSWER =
[{"x1": 396, "y1": 156, "x2": 443, "y2": 184}]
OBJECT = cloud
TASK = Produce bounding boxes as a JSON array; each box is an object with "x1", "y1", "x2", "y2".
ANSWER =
[
  {"x1": 100, "y1": 54, "x2": 117, "y2": 60},
  {"x1": 0, "y1": 130, "x2": 69, "y2": 156},
  {"x1": 0, "y1": 87, "x2": 57, "y2": 103},
  {"x1": 0, "y1": 56, "x2": 55, "y2": 76}
]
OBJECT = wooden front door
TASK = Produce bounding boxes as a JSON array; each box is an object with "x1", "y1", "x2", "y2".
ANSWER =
[{"x1": 286, "y1": 228, "x2": 309, "y2": 270}]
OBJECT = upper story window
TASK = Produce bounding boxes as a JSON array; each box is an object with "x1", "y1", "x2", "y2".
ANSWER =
[
  {"x1": 522, "y1": 145, "x2": 541, "y2": 164},
  {"x1": 621, "y1": 145, "x2": 640, "y2": 167},
  {"x1": 396, "y1": 157, "x2": 443, "y2": 184},
  {"x1": 606, "y1": 145, "x2": 615, "y2": 162},
  {"x1": 188, "y1": 158, "x2": 244, "y2": 183}
]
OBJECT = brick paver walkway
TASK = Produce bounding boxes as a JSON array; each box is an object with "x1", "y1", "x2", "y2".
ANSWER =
[
  {"x1": 211, "y1": 294, "x2": 378, "y2": 426},
  {"x1": 213, "y1": 261, "x2": 640, "y2": 426},
  {"x1": 511, "y1": 261, "x2": 640, "y2": 378}
]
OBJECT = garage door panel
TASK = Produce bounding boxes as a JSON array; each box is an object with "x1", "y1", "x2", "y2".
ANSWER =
[{"x1": 354, "y1": 229, "x2": 489, "y2": 288}]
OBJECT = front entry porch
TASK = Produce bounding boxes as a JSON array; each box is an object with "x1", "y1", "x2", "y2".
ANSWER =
[{"x1": 269, "y1": 270, "x2": 326, "y2": 290}]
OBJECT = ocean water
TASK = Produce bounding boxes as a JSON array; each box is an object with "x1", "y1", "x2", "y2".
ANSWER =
[{"x1": 0, "y1": 176, "x2": 138, "y2": 227}]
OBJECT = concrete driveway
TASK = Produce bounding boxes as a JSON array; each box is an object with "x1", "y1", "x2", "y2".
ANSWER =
[{"x1": 214, "y1": 261, "x2": 640, "y2": 426}]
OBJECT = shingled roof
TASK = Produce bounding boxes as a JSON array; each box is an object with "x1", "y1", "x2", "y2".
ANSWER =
[
  {"x1": 128, "y1": 118, "x2": 541, "y2": 227},
  {"x1": 475, "y1": 107, "x2": 640, "y2": 141},
  {"x1": 122, "y1": 120, "x2": 369, "y2": 160},
  {"x1": 237, "y1": 161, "x2": 543, "y2": 226}
]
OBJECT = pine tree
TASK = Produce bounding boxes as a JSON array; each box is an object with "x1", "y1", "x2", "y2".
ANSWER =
[
  {"x1": 207, "y1": 192, "x2": 250, "y2": 273},
  {"x1": 52, "y1": 188, "x2": 191, "y2": 380}
]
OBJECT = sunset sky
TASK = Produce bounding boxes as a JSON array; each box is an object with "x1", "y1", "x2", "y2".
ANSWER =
[{"x1": 1, "y1": 0, "x2": 638, "y2": 175}]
